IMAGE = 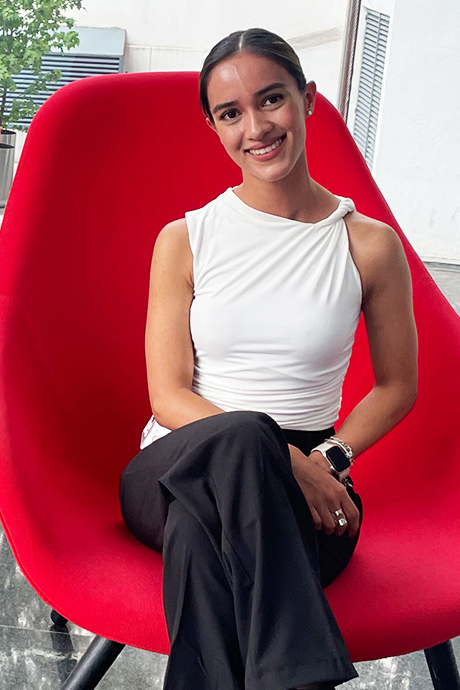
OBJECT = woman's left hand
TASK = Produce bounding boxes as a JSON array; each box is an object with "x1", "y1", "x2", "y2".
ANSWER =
[{"x1": 288, "y1": 444, "x2": 360, "y2": 537}]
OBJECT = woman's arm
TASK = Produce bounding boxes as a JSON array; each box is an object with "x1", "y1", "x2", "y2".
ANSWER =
[
  {"x1": 322, "y1": 219, "x2": 418, "y2": 457},
  {"x1": 290, "y1": 219, "x2": 418, "y2": 537},
  {"x1": 145, "y1": 219, "x2": 224, "y2": 429}
]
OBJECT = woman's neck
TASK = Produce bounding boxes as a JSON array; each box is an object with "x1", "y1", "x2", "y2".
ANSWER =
[{"x1": 234, "y1": 160, "x2": 338, "y2": 224}]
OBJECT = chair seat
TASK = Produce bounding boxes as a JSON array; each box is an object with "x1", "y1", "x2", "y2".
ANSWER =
[
  {"x1": 328, "y1": 512, "x2": 460, "y2": 660},
  {"x1": 7, "y1": 458, "x2": 460, "y2": 662}
]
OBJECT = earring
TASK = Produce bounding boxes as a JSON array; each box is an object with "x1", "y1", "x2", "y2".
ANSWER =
[{"x1": 307, "y1": 110, "x2": 312, "y2": 116}]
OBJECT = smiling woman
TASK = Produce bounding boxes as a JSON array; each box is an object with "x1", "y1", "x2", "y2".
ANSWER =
[
  {"x1": 203, "y1": 49, "x2": 314, "y2": 184},
  {"x1": 119, "y1": 27, "x2": 418, "y2": 690}
]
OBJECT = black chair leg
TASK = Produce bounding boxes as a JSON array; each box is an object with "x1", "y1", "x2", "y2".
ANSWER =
[
  {"x1": 61, "y1": 636, "x2": 125, "y2": 690},
  {"x1": 51, "y1": 609, "x2": 69, "y2": 628},
  {"x1": 424, "y1": 640, "x2": 460, "y2": 690}
]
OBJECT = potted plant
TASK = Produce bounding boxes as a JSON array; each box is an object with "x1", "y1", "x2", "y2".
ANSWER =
[{"x1": 0, "y1": 0, "x2": 83, "y2": 205}]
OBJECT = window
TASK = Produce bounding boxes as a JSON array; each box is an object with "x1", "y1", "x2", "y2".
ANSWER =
[
  {"x1": 352, "y1": 9, "x2": 390, "y2": 168},
  {"x1": 5, "y1": 27, "x2": 125, "y2": 129}
]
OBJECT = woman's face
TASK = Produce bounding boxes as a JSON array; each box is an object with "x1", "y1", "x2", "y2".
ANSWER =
[{"x1": 205, "y1": 51, "x2": 315, "y2": 184}]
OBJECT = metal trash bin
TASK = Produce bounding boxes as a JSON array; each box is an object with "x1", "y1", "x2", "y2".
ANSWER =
[{"x1": 0, "y1": 129, "x2": 16, "y2": 209}]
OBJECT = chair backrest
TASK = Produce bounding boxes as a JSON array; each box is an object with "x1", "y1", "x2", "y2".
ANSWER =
[{"x1": 1, "y1": 72, "x2": 459, "y2": 504}]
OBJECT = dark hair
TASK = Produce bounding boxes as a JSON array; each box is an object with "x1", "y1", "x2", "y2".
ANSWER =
[{"x1": 199, "y1": 28, "x2": 307, "y2": 122}]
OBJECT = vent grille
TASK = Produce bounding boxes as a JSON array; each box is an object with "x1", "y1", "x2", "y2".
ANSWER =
[
  {"x1": 5, "y1": 53, "x2": 122, "y2": 129},
  {"x1": 353, "y1": 9, "x2": 390, "y2": 168}
]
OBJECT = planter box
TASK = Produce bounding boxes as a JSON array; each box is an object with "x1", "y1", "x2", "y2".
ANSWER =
[{"x1": 0, "y1": 129, "x2": 16, "y2": 209}]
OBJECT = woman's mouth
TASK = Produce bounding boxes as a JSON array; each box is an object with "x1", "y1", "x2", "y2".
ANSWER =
[{"x1": 245, "y1": 134, "x2": 287, "y2": 157}]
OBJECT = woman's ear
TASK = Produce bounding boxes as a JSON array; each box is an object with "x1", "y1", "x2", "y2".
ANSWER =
[
  {"x1": 206, "y1": 117, "x2": 218, "y2": 133},
  {"x1": 304, "y1": 80, "x2": 317, "y2": 117}
]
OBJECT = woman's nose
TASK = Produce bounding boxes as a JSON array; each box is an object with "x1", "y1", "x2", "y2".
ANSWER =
[{"x1": 246, "y1": 109, "x2": 272, "y2": 140}]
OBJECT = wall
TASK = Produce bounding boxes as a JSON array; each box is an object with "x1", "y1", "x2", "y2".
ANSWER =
[
  {"x1": 371, "y1": 0, "x2": 460, "y2": 263},
  {"x1": 67, "y1": 0, "x2": 348, "y2": 105}
]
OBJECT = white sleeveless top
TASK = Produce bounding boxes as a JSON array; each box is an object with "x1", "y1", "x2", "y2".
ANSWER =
[{"x1": 140, "y1": 187, "x2": 362, "y2": 449}]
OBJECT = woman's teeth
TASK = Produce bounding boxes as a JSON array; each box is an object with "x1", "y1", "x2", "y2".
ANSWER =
[{"x1": 248, "y1": 136, "x2": 285, "y2": 155}]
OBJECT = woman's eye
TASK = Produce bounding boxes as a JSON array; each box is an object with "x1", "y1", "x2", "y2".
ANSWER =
[
  {"x1": 221, "y1": 109, "x2": 239, "y2": 121},
  {"x1": 264, "y1": 94, "x2": 283, "y2": 106}
]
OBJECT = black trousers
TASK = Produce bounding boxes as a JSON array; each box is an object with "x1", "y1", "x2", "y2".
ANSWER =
[{"x1": 119, "y1": 410, "x2": 363, "y2": 690}]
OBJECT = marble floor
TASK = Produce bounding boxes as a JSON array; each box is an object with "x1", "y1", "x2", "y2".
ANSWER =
[{"x1": 1, "y1": 262, "x2": 460, "y2": 689}]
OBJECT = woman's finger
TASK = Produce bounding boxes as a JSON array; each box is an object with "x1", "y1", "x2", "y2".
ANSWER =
[
  {"x1": 331, "y1": 494, "x2": 360, "y2": 537},
  {"x1": 325, "y1": 487, "x2": 359, "y2": 537},
  {"x1": 317, "y1": 506, "x2": 337, "y2": 535},
  {"x1": 309, "y1": 505, "x2": 323, "y2": 531},
  {"x1": 341, "y1": 492, "x2": 361, "y2": 537},
  {"x1": 331, "y1": 506, "x2": 349, "y2": 537}
]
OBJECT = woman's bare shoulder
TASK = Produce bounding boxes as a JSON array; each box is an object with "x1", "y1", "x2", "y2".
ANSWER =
[
  {"x1": 346, "y1": 210, "x2": 402, "y2": 252},
  {"x1": 154, "y1": 218, "x2": 190, "y2": 252},
  {"x1": 152, "y1": 218, "x2": 193, "y2": 284},
  {"x1": 344, "y1": 210, "x2": 408, "y2": 301}
]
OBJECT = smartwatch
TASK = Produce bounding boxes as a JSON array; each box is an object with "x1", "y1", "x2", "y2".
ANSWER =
[{"x1": 311, "y1": 441, "x2": 352, "y2": 482}]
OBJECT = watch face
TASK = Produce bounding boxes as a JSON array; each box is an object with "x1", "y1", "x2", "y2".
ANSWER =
[{"x1": 325, "y1": 445, "x2": 350, "y2": 472}]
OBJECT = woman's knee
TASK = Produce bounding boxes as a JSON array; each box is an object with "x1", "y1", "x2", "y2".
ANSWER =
[
  {"x1": 215, "y1": 409, "x2": 282, "y2": 444},
  {"x1": 203, "y1": 410, "x2": 290, "y2": 481}
]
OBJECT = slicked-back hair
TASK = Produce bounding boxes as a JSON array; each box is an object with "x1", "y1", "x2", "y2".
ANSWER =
[{"x1": 199, "y1": 28, "x2": 307, "y2": 122}]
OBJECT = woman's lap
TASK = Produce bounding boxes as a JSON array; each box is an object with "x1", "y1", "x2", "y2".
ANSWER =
[{"x1": 119, "y1": 411, "x2": 363, "y2": 587}]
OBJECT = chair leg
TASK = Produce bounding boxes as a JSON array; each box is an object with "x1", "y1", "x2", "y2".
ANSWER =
[
  {"x1": 61, "y1": 636, "x2": 125, "y2": 690},
  {"x1": 424, "y1": 640, "x2": 460, "y2": 690},
  {"x1": 51, "y1": 609, "x2": 69, "y2": 628}
]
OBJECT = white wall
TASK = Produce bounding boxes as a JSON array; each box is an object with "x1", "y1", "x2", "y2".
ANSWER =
[
  {"x1": 70, "y1": 0, "x2": 345, "y2": 49},
  {"x1": 68, "y1": 0, "x2": 348, "y2": 105},
  {"x1": 371, "y1": 0, "x2": 460, "y2": 263}
]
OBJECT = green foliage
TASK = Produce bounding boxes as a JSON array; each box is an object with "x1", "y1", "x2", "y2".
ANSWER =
[{"x1": 0, "y1": 0, "x2": 83, "y2": 130}]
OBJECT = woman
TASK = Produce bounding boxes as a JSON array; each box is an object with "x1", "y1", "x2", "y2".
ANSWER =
[{"x1": 119, "y1": 27, "x2": 418, "y2": 690}]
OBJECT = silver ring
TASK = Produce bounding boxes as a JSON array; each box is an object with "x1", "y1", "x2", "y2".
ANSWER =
[
  {"x1": 337, "y1": 517, "x2": 348, "y2": 527},
  {"x1": 333, "y1": 509, "x2": 344, "y2": 518}
]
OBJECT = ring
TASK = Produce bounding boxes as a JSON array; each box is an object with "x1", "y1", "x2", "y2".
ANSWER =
[{"x1": 332, "y1": 508, "x2": 348, "y2": 528}]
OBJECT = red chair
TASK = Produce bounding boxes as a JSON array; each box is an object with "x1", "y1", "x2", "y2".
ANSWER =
[{"x1": 0, "y1": 72, "x2": 459, "y2": 690}]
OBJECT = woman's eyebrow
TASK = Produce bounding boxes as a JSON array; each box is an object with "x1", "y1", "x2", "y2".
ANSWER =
[
  {"x1": 255, "y1": 82, "x2": 286, "y2": 96},
  {"x1": 212, "y1": 99, "x2": 238, "y2": 115},
  {"x1": 211, "y1": 82, "x2": 287, "y2": 115}
]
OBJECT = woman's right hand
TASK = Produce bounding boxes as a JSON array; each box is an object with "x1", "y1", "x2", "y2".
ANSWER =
[{"x1": 288, "y1": 444, "x2": 360, "y2": 537}]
